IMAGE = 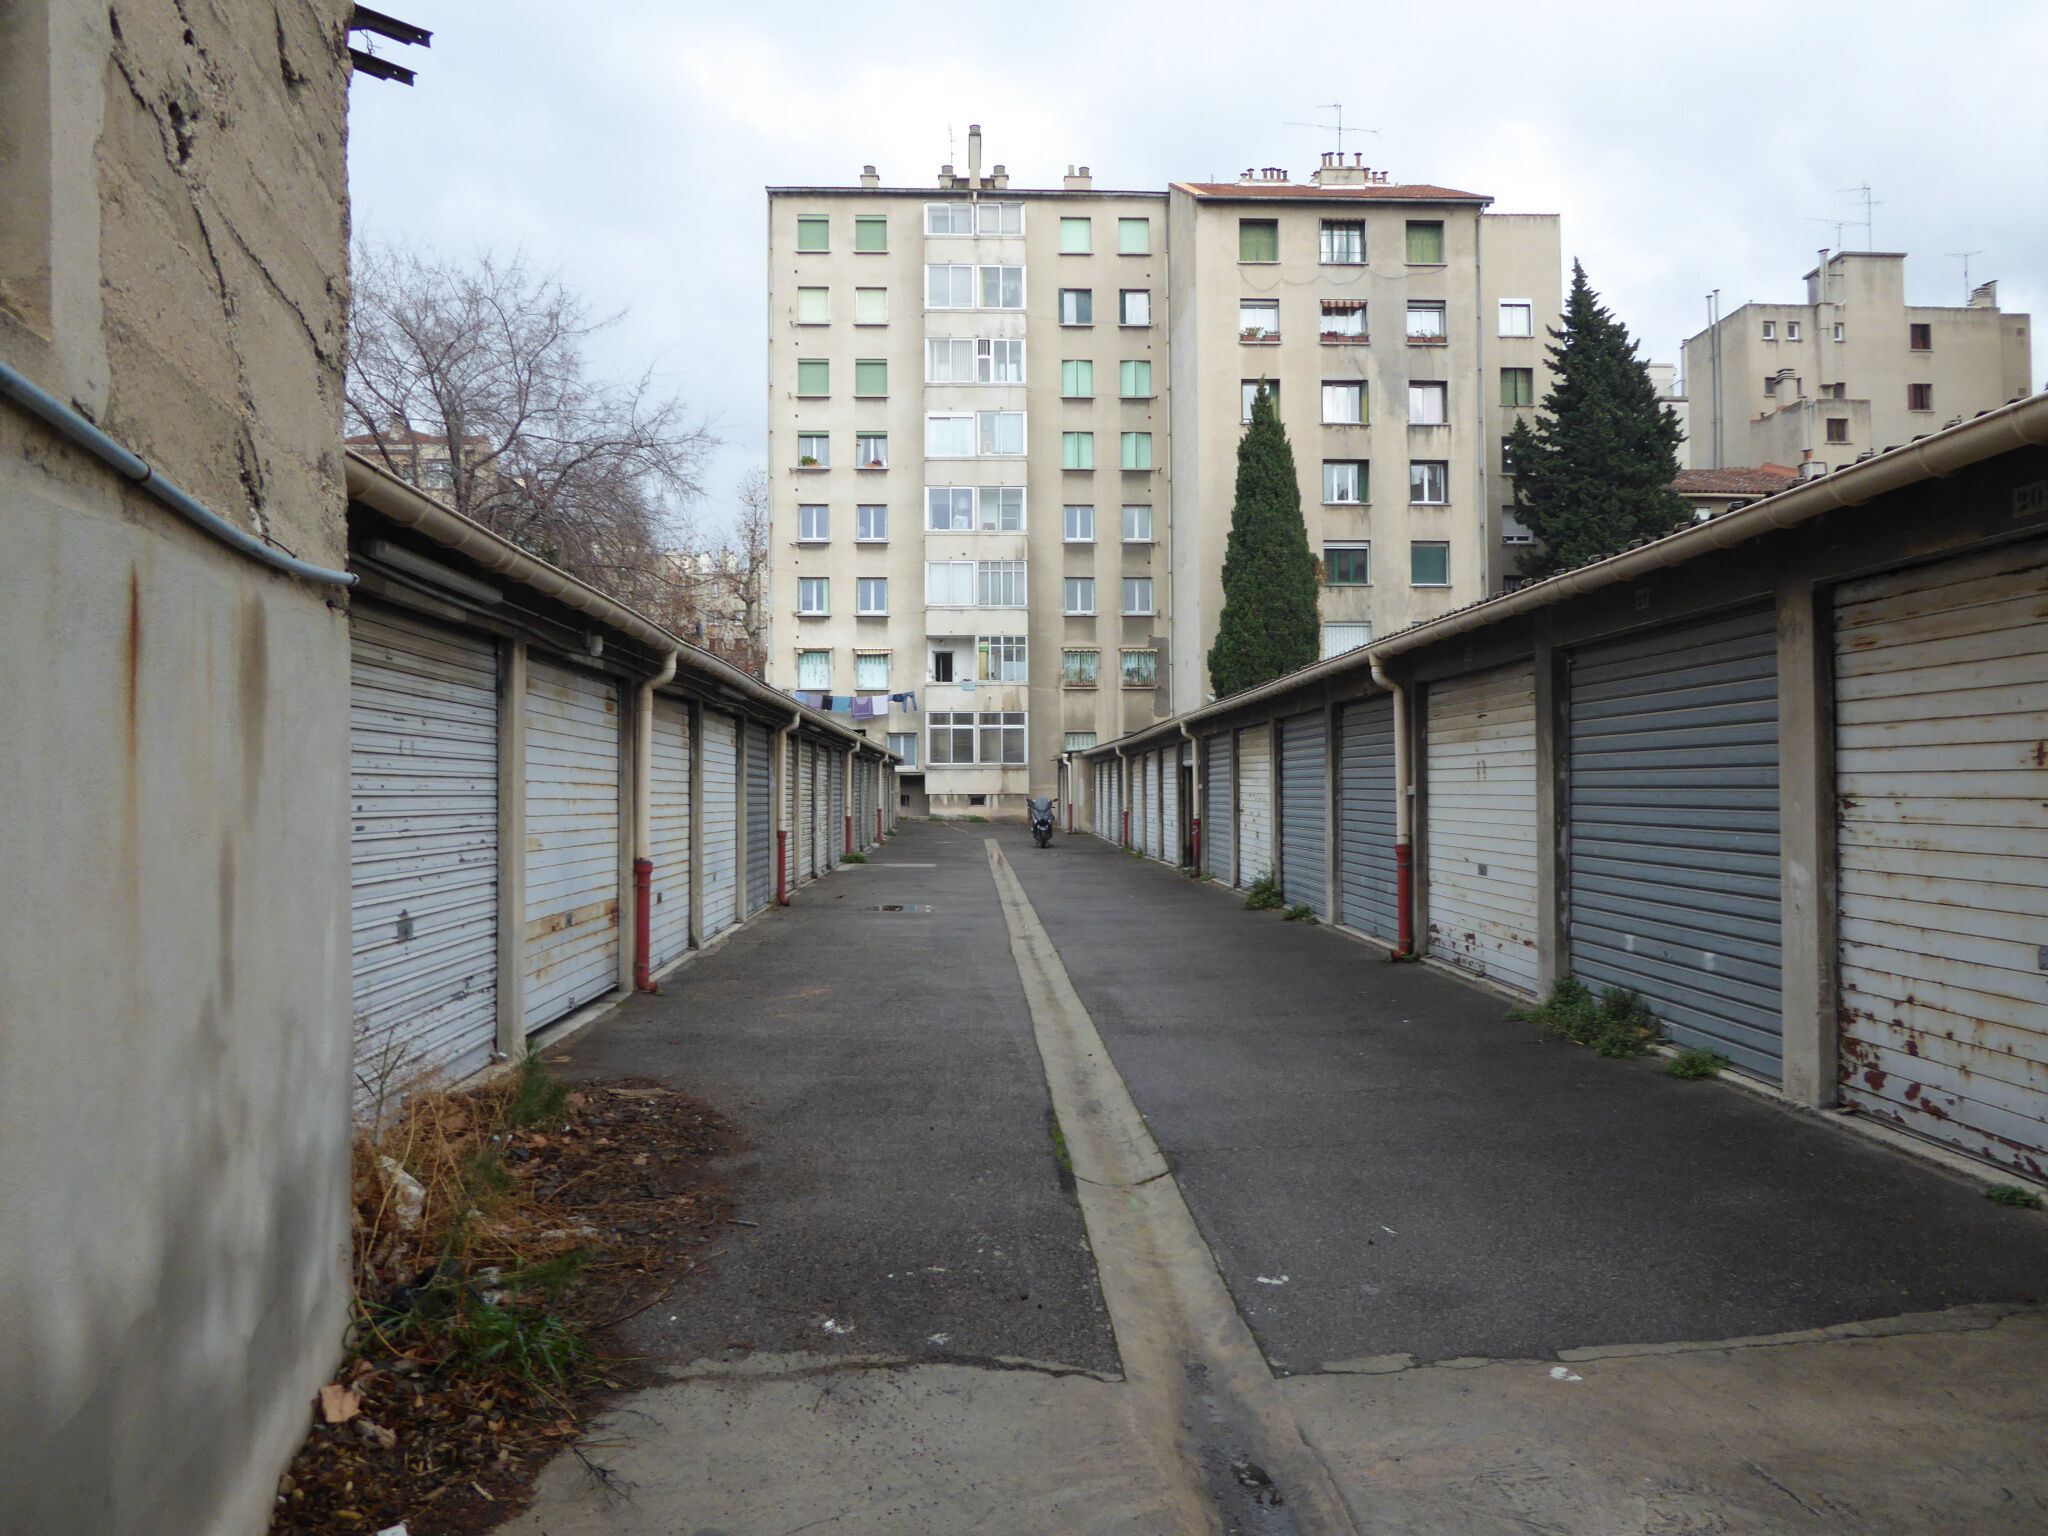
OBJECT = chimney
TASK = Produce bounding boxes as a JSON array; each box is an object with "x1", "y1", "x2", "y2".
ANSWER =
[
  {"x1": 1061, "y1": 164, "x2": 1092, "y2": 191},
  {"x1": 938, "y1": 163, "x2": 955, "y2": 188},
  {"x1": 1970, "y1": 279, "x2": 1999, "y2": 309},
  {"x1": 859, "y1": 164, "x2": 879, "y2": 189},
  {"x1": 967, "y1": 123, "x2": 983, "y2": 188}
]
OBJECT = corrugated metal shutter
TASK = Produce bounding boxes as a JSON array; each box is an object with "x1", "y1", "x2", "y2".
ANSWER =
[
  {"x1": 829, "y1": 750, "x2": 846, "y2": 863},
  {"x1": 1337, "y1": 697, "x2": 1397, "y2": 940},
  {"x1": 647, "y1": 697, "x2": 691, "y2": 969},
  {"x1": 1203, "y1": 733, "x2": 1233, "y2": 881},
  {"x1": 746, "y1": 721, "x2": 772, "y2": 914},
  {"x1": 1835, "y1": 539, "x2": 2048, "y2": 1176},
  {"x1": 524, "y1": 659, "x2": 621, "y2": 1031},
  {"x1": 798, "y1": 740, "x2": 817, "y2": 882},
  {"x1": 1237, "y1": 726, "x2": 1273, "y2": 886},
  {"x1": 1279, "y1": 711, "x2": 1328, "y2": 916},
  {"x1": 1568, "y1": 604, "x2": 1781, "y2": 1077},
  {"x1": 700, "y1": 710, "x2": 739, "y2": 937},
  {"x1": 1425, "y1": 663, "x2": 1538, "y2": 993},
  {"x1": 1161, "y1": 750, "x2": 1180, "y2": 865},
  {"x1": 349, "y1": 610, "x2": 499, "y2": 1087}
]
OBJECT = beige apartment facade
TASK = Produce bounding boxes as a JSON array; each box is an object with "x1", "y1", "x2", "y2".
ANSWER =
[{"x1": 1683, "y1": 251, "x2": 2032, "y2": 473}]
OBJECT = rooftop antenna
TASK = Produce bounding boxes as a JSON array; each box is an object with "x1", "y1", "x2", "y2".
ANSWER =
[
  {"x1": 1947, "y1": 250, "x2": 1984, "y2": 301},
  {"x1": 1804, "y1": 215, "x2": 1850, "y2": 250},
  {"x1": 1284, "y1": 103, "x2": 1379, "y2": 155},
  {"x1": 1837, "y1": 183, "x2": 1880, "y2": 249}
]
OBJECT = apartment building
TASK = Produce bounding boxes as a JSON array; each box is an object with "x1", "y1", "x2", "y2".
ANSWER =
[
  {"x1": 1683, "y1": 252, "x2": 2031, "y2": 474},
  {"x1": 766, "y1": 135, "x2": 1560, "y2": 805}
]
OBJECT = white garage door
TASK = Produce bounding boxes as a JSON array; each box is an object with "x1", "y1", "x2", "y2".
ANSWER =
[
  {"x1": 524, "y1": 659, "x2": 621, "y2": 1032},
  {"x1": 701, "y1": 709, "x2": 739, "y2": 937},
  {"x1": 1426, "y1": 663, "x2": 1539, "y2": 995},
  {"x1": 1237, "y1": 725, "x2": 1273, "y2": 887},
  {"x1": 647, "y1": 696, "x2": 691, "y2": 970}
]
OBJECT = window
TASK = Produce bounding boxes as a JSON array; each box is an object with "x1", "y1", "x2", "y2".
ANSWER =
[
  {"x1": 1321, "y1": 299, "x2": 1366, "y2": 337},
  {"x1": 926, "y1": 414, "x2": 973, "y2": 456},
  {"x1": 1322, "y1": 381, "x2": 1365, "y2": 424},
  {"x1": 1323, "y1": 460, "x2": 1366, "y2": 503},
  {"x1": 1120, "y1": 649, "x2": 1157, "y2": 687},
  {"x1": 1121, "y1": 432, "x2": 1153, "y2": 470},
  {"x1": 856, "y1": 433, "x2": 887, "y2": 470},
  {"x1": 798, "y1": 577, "x2": 830, "y2": 614},
  {"x1": 978, "y1": 560, "x2": 1027, "y2": 607},
  {"x1": 926, "y1": 264, "x2": 975, "y2": 308},
  {"x1": 797, "y1": 433, "x2": 829, "y2": 467},
  {"x1": 1908, "y1": 382, "x2": 1933, "y2": 412},
  {"x1": 796, "y1": 358, "x2": 829, "y2": 396},
  {"x1": 1761, "y1": 320, "x2": 1776, "y2": 340},
  {"x1": 928, "y1": 486, "x2": 974, "y2": 530},
  {"x1": 1062, "y1": 650, "x2": 1099, "y2": 687},
  {"x1": 929, "y1": 645, "x2": 957, "y2": 683},
  {"x1": 1502, "y1": 509, "x2": 1533, "y2": 544},
  {"x1": 1323, "y1": 543, "x2": 1369, "y2": 585},
  {"x1": 977, "y1": 410, "x2": 1025, "y2": 455},
  {"x1": 928, "y1": 337, "x2": 975, "y2": 382},
  {"x1": 1405, "y1": 220, "x2": 1444, "y2": 264},
  {"x1": 978, "y1": 485, "x2": 1025, "y2": 531},
  {"x1": 926, "y1": 202, "x2": 972, "y2": 235},
  {"x1": 1061, "y1": 358, "x2": 1094, "y2": 398},
  {"x1": 1063, "y1": 431, "x2": 1095, "y2": 469},
  {"x1": 1832, "y1": 321, "x2": 1845, "y2": 342},
  {"x1": 1122, "y1": 504, "x2": 1154, "y2": 542},
  {"x1": 981, "y1": 712, "x2": 1027, "y2": 764},
  {"x1": 1322, "y1": 622, "x2": 1370, "y2": 659},
  {"x1": 1909, "y1": 323, "x2": 1932, "y2": 351},
  {"x1": 1825, "y1": 417, "x2": 1849, "y2": 443},
  {"x1": 1240, "y1": 219, "x2": 1279, "y2": 263},
  {"x1": 856, "y1": 579, "x2": 888, "y2": 616},
  {"x1": 1064, "y1": 576, "x2": 1096, "y2": 614},
  {"x1": 1410, "y1": 541, "x2": 1450, "y2": 586},
  {"x1": 1065, "y1": 731, "x2": 1098, "y2": 751},
  {"x1": 979, "y1": 338, "x2": 1024, "y2": 382},
  {"x1": 1064, "y1": 504, "x2": 1095, "y2": 542},
  {"x1": 797, "y1": 649, "x2": 831, "y2": 689},
  {"x1": 854, "y1": 358, "x2": 888, "y2": 396},
  {"x1": 978, "y1": 634, "x2": 1027, "y2": 682},
  {"x1": 797, "y1": 286, "x2": 829, "y2": 324},
  {"x1": 1060, "y1": 288, "x2": 1093, "y2": 325},
  {"x1": 855, "y1": 652, "x2": 889, "y2": 691},
  {"x1": 980, "y1": 265, "x2": 1024, "y2": 308},
  {"x1": 1825, "y1": 382, "x2": 1847, "y2": 399},
  {"x1": 976, "y1": 202, "x2": 1023, "y2": 235},
  {"x1": 926, "y1": 560, "x2": 974, "y2": 605},
  {"x1": 1786, "y1": 321, "x2": 1802, "y2": 341},
  {"x1": 1120, "y1": 289, "x2": 1151, "y2": 325},
  {"x1": 1120, "y1": 359, "x2": 1153, "y2": 397},
  {"x1": 1500, "y1": 367, "x2": 1534, "y2": 407},
  {"x1": 888, "y1": 732, "x2": 918, "y2": 767},
  {"x1": 1320, "y1": 220, "x2": 1365, "y2": 264},
  {"x1": 1410, "y1": 461, "x2": 1449, "y2": 503},
  {"x1": 1122, "y1": 576, "x2": 1154, "y2": 614},
  {"x1": 1409, "y1": 381, "x2": 1448, "y2": 424},
  {"x1": 798, "y1": 503, "x2": 829, "y2": 541},
  {"x1": 1243, "y1": 380, "x2": 1278, "y2": 422},
  {"x1": 856, "y1": 502, "x2": 887, "y2": 539},
  {"x1": 1240, "y1": 298, "x2": 1279, "y2": 339},
  {"x1": 853, "y1": 214, "x2": 887, "y2": 253},
  {"x1": 1060, "y1": 216, "x2": 1092, "y2": 254},
  {"x1": 1499, "y1": 300, "x2": 1533, "y2": 337},
  {"x1": 928, "y1": 712, "x2": 975, "y2": 765},
  {"x1": 796, "y1": 215, "x2": 829, "y2": 252},
  {"x1": 1762, "y1": 375, "x2": 1781, "y2": 397},
  {"x1": 1406, "y1": 301, "x2": 1446, "y2": 339},
  {"x1": 855, "y1": 286, "x2": 888, "y2": 324}
]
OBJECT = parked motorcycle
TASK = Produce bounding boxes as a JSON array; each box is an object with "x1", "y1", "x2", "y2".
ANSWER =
[{"x1": 1028, "y1": 797, "x2": 1057, "y2": 849}]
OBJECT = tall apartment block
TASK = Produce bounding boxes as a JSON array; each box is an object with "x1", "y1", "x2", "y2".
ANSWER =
[
  {"x1": 1682, "y1": 252, "x2": 2031, "y2": 474},
  {"x1": 766, "y1": 132, "x2": 1561, "y2": 811}
]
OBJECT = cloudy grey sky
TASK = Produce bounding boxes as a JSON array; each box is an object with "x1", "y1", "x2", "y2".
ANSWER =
[{"x1": 348, "y1": 0, "x2": 2048, "y2": 537}]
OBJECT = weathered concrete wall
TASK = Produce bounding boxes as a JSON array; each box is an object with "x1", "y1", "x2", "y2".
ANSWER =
[{"x1": 0, "y1": 4, "x2": 355, "y2": 1534}]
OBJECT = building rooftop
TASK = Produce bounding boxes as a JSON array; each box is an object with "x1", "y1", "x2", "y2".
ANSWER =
[
  {"x1": 1173, "y1": 181, "x2": 1489, "y2": 204},
  {"x1": 1671, "y1": 465, "x2": 1799, "y2": 496}
]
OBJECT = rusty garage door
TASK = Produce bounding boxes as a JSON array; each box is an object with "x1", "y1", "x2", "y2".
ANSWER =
[
  {"x1": 1834, "y1": 537, "x2": 2048, "y2": 1177},
  {"x1": 524, "y1": 657, "x2": 622, "y2": 1032}
]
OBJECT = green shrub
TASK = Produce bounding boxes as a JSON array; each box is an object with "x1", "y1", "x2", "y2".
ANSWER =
[
  {"x1": 1665, "y1": 1046, "x2": 1730, "y2": 1080},
  {"x1": 1243, "y1": 875, "x2": 1283, "y2": 911},
  {"x1": 1985, "y1": 1184, "x2": 2045, "y2": 1210},
  {"x1": 455, "y1": 1298, "x2": 585, "y2": 1390},
  {"x1": 840, "y1": 852, "x2": 868, "y2": 863},
  {"x1": 1281, "y1": 902, "x2": 1317, "y2": 924},
  {"x1": 1512, "y1": 974, "x2": 1663, "y2": 1058}
]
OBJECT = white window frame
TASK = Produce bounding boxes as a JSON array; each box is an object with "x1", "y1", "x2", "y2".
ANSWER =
[
  {"x1": 925, "y1": 560, "x2": 974, "y2": 606},
  {"x1": 1120, "y1": 288, "x2": 1152, "y2": 326},
  {"x1": 1410, "y1": 541, "x2": 1451, "y2": 588},
  {"x1": 925, "y1": 264, "x2": 975, "y2": 309},
  {"x1": 925, "y1": 202, "x2": 973, "y2": 236},
  {"x1": 1321, "y1": 622, "x2": 1371, "y2": 659},
  {"x1": 927, "y1": 486, "x2": 974, "y2": 531},
  {"x1": 1322, "y1": 381, "x2": 1364, "y2": 425},
  {"x1": 1408, "y1": 381, "x2": 1448, "y2": 426},
  {"x1": 1323, "y1": 459, "x2": 1365, "y2": 504},
  {"x1": 976, "y1": 202, "x2": 1024, "y2": 236},
  {"x1": 797, "y1": 649, "x2": 831, "y2": 690},
  {"x1": 1244, "y1": 380, "x2": 1276, "y2": 423},
  {"x1": 1121, "y1": 504, "x2": 1154, "y2": 543},
  {"x1": 979, "y1": 265, "x2": 1025, "y2": 310},
  {"x1": 978, "y1": 337, "x2": 1025, "y2": 383},
  {"x1": 1239, "y1": 298, "x2": 1280, "y2": 339},
  {"x1": 1761, "y1": 320, "x2": 1777, "y2": 340},
  {"x1": 925, "y1": 413, "x2": 974, "y2": 458},
  {"x1": 1065, "y1": 730, "x2": 1099, "y2": 751},
  {"x1": 1064, "y1": 576, "x2": 1096, "y2": 615},
  {"x1": 855, "y1": 433, "x2": 887, "y2": 470},
  {"x1": 797, "y1": 503, "x2": 829, "y2": 541},
  {"x1": 855, "y1": 503, "x2": 887, "y2": 541},
  {"x1": 1410, "y1": 460, "x2": 1449, "y2": 504},
  {"x1": 798, "y1": 577, "x2": 830, "y2": 615},
  {"x1": 927, "y1": 336, "x2": 975, "y2": 382},
  {"x1": 977, "y1": 410, "x2": 1026, "y2": 456},
  {"x1": 1406, "y1": 301, "x2": 1447, "y2": 339},
  {"x1": 855, "y1": 578, "x2": 889, "y2": 616},
  {"x1": 978, "y1": 485, "x2": 1025, "y2": 531},
  {"x1": 977, "y1": 559, "x2": 1028, "y2": 608},
  {"x1": 1321, "y1": 301, "x2": 1366, "y2": 337},
  {"x1": 1786, "y1": 320, "x2": 1802, "y2": 341},
  {"x1": 1122, "y1": 576, "x2": 1154, "y2": 616},
  {"x1": 1498, "y1": 299, "x2": 1534, "y2": 337},
  {"x1": 796, "y1": 433, "x2": 830, "y2": 468},
  {"x1": 888, "y1": 732, "x2": 919, "y2": 768},
  {"x1": 1064, "y1": 504, "x2": 1095, "y2": 543},
  {"x1": 1319, "y1": 220, "x2": 1365, "y2": 265},
  {"x1": 977, "y1": 633, "x2": 1028, "y2": 682}
]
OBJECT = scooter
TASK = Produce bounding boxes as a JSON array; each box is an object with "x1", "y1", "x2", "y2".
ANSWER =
[{"x1": 1027, "y1": 797, "x2": 1057, "y2": 849}]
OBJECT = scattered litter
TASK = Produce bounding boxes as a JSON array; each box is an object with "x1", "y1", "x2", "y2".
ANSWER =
[
  {"x1": 317, "y1": 1384, "x2": 361, "y2": 1425},
  {"x1": 730, "y1": 1218, "x2": 760, "y2": 1227},
  {"x1": 377, "y1": 1525, "x2": 410, "y2": 1536},
  {"x1": 818, "y1": 1317, "x2": 856, "y2": 1335},
  {"x1": 928, "y1": 1332, "x2": 952, "y2": 1346},
  {"x1": 1230, "y1": 1456, "x2": 1284, "y2": 1506},
  {"x1": 926, "y1": 1266, "x2": 948, "y2": 1273},
  {"x1": 609, "y1": 1086, "x2": 672, "y2": 1100},
  {"x1": 353, "y1": 1418, "x2": 398, "y2": 1450},
  {"x1": 1255, "y1": 1275, "x2": 1290, "y2": 1286},
  {"x1": 375, "y1": 1157, "x2": 425, "y2": 1231},
  {"x1": 1549, "y1": 1366, "x2": 1584, "y2": 1382},
  {"x1": 1382, "y1": 1226, "x2": 1396, "y2": 1234}
]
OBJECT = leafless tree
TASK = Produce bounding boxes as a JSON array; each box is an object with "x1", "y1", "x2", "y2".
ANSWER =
[
  {"x1": 646, "y1": 468, "x2": 770, "y2": 676},
  {"x1": 345, "y1": 238, "x2": 715, "y2": 606}
]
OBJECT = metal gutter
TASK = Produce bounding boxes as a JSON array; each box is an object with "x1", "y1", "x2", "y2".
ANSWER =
[{"x1": 3, "y1": 357, "x2": 358, "y2": 588}]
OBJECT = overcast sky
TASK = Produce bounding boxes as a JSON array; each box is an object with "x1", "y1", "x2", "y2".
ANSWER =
[{"x1": 348, "y1": 0, "x2": 2048, "y2": 538}]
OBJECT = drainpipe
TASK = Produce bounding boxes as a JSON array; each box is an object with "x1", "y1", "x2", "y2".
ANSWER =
[
  {"x1": 1179, "y1": 721, "x2": 1200, "y2": 868},
  {"x1": 777, "y1": 708, "x2": 800, "y2": 904},
  {"x1": 1370, "y1": 658, "x2": 1414, "y2": 956},
  {"x1": 632, "y1": 648, "x2": 680, "y2": 990},
  {"x1": 1114, "y1": 743, "x2": 1130, "y2": 846}
]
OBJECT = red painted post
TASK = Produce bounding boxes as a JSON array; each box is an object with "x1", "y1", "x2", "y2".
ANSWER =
[
  {"x1": 1192, "y1": 814, "x2": 1201, "y2": 871},
  {"x1": 845, "y1": 813, "x2": 853, "y2": 855},
  {"x1": 777, "y1": 830, "x2": 789, "y2": 905},
  {"x1": 1395, "y1": 841, "x2": 1413, "y2": 954},
  {"x1": 876, "y1": 807, "x2": 883, "y2": 844},
  {"x1": 1121, "y1": 809, "x2": 1129, "y2": 847},
  {"x1": 632, "y1": 857, "x2": 654, "y2": 990}
]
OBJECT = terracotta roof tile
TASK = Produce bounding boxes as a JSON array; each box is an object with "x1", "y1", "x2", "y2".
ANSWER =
[{"x1": 1671, "y1": 465, "x2": 1799, "y2": 495}]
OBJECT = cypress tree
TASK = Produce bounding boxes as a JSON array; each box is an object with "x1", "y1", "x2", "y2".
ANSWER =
[
  {"x1": 1507, "y1": 261, "x2": 1691, "y2": 580},
  {"x1": 1208, "y1": 382, "x2": 1320, "y2": 697}
]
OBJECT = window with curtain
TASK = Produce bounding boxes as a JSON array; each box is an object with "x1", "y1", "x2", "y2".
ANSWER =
[
  {"x1": 1321, "y1": 299, "x2": 1365, "y2": 337},
  {"x1": 1239, "y1": 219, "x2": 1279, "y2": 262},
  {"x1": 978, "y1": 265, "x2": 1024, "y2": 308},
  {"x1": 978, "y1": 338, "x2": 1024, "y2": 382},
  {"x1": 1120, "y1": 650, "x2": 1157, "y2": 687},
  {"x1": 798, "y1": 504, "x2": 829, "y2": 541},
  {"x1": 1409, "y1": 381, "x2": 1447, "y2": 424},
  {"x1": 928, "y1": 337, "x2": 974, "y2": 381},
  {"x1": 925, "y1": 560, "x2": 974, "y2": 604},
  {"x1": 926, "y1": 264, "x2": 974, "y2": 307},
  {"x1": 1239, "y1": 298, "x2": 1279, "y2": 339},
  {"x1": 856, "y1": 434, "x2": 887, "y2": 469},
  {"x1": 925, "y1": 414, "x2": 973, "y2": 456},
  {"x1": 976, "y1": 202, "x2": 1024, "y2": 235},
  {"x1": 1321, "y1": 381, "x2": 1363, "y2": 424},
  {"x1": 1410, "y1": 461, "x2": 1449, "y2": 503},
  {"x1": 855, "y1": 651, "x2": 890, "y2": 689},
  {"x1": 1319, "y1": 220, "x2": 1364, "y2": 263},
  {"x1": 1405, "y1": 221, "x2": 1444, "y2": 264},
  {"x1": 1406, "y1": 301, "x2": 1447, "y2": 338},
  {"x1": 928, "y1": 487, "x2": 974, "y2": 530},
  {"x1": 796, "y1": 434, "x2": 829, "y2": 467},
  {"x1": 925, "y1": 203, "x2": 973, "y2": 235},
  {"x1": 1063, "y1": 650, "x2": 1099, "y2": 687},
  {"x1": 855, "y1": 503, "x2": 887, "y2": 539},
  {"x1": 1322, "y1": 460, "x2": 1366, "y2": 503},
  {"x1": 1498, "y1": 300, "x2": 1533, "y2": 337},
  {"x1": 798, "y1": 578, "x2": 829, "y2": 614},
  {"x1": 1501, "y1": 367, "x2": 1534, "y2": 407},
  {"x1": 977, "y1": 634, "x2": 1027, "y2": 682},
  {"x1": 1060, "y1": 288, "x2": 1093, "y2": 325},
  {"x1": 1243, "y1": 380, "x2": 1278, "y2": 422},
  {"x1": 1120, "y1": 289, "x2": 1151, "y2": 325},
  {"x1": 797, "y1": 649, "x2": 831, "y2": 689}
]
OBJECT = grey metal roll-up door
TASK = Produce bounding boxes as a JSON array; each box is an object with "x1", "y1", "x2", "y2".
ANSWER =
[
  {"x1": 1203, "y1": 733, "x2": 1232, "y2": 881},
  {"x1": 746, "y1": 721, "x2": 772, "y2": 914},
  {"x1": 1279, "y1": 711, "x2": 1328, "y2": 916},
  {"x1": 1835, "y1": 539, "x2": 2048, "y2": 1174},
  {"x1": 1157, "y1": 751, "x2": 1176, "y2": 863},
  {"x1": 700, "y1": 710, "x2": 739, "y2": 937},
  {"x1": 798, "y1": 740, "x2": 817, "y2": 881},
  {"x1": 1425, "y1": 663, "x2": 1539, "y2": 994},
  {"x1": 829, "y1": 750, "x2": 846, "y2": 862},
  {"x1": 1337, "y1": 696, "x2": 1397, "y2": 941},
  {"x1": 1237, "y1": 727, "x2": 1273, "y2": 886},
  {"x1": 524, "y1": 658, "x2": 622, "y2": 1032},
  {"x1": 349, "y1": 609, "x2": 499, "y2": 1087},
  {"x1": 1568, "y1": 604, "x2": 1781, "y2": 1077},
  {"x1": 647, "y1": 697, "x2": 691, "y2": 970}
]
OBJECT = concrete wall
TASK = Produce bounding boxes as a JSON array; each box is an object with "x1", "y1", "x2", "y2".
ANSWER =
[{"x1": 0, "y1": 5, "x2": 355, "y2": 1534}]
